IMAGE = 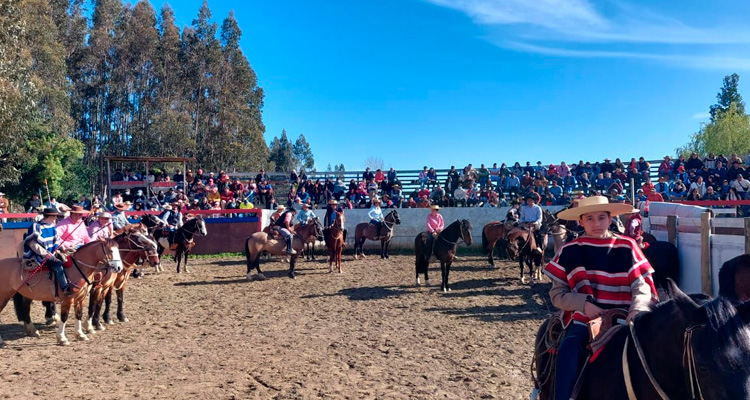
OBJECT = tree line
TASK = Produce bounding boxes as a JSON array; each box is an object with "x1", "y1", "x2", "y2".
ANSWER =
[{"x1": 0, "y1": 0, "x2": 313, "y2": 205}]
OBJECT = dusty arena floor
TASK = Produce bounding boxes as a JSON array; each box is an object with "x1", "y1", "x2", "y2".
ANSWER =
[{"x1": 0, "y1": 252, "x2": 553, "y2": 400}]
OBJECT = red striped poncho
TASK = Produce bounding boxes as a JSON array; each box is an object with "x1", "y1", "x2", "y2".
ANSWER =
[{"x1": 544, "y1": 235, "x2": 658, "y2": 327}]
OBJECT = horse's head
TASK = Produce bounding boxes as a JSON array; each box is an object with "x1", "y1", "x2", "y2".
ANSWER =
[
  {"x1": 189, "y1": 215, "x2": 208, "y2": 236},
  {"x1": 388, "y1": 210, "x2": 401, "y2": 225},
  {"x1": 505, "y1": 231, "x2": 527, "y2": 261},
  {"x1": 119, "y1": 228, "x2": 160, "y2": 267},
  {"x1": 459, "y1": 219, "x2": 473, "y2": 246},
  {"x1": 640, "y1": 281, "x2": 750, "y2": 399},
  {"x1": 77, "y1": 238, "x2": 123, "y2": 273},
  {"x1": 143, "y1": 214, "x2": 165, "y2": 228}
]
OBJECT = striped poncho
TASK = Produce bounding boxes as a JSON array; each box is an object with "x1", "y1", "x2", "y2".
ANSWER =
[{"x1": 544, "y1": 235, "x2": 658, "y2": 327}]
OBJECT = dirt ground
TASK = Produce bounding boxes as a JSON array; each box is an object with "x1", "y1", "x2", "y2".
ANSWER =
[{"x1": 0, "y1": 251, "x2": 554, "y2": 400}]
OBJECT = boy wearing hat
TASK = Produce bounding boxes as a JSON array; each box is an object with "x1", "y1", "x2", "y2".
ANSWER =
[
  {"x1": 544, "y1": 196, "x2": 657, "y2": 400},
  {"x1": 23, "y1": 208, "x2": 77, "y2": 296},
  {"x1": 88, "y1": 212, "x2": 113, "y2": 240},
  {"x1": 296, "y1": 202, "x2": 315, "y2": 226},
  {"x1": 324, "y1": 199, "x2": 347, "y2": 243}
]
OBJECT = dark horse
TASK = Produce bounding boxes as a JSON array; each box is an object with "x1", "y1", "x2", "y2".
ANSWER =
[
  {"x1": 354, "y1": 209, "x2": 401, "y2": 259},
  {"x1": 533, "y1": 280, "x2": 750, "y2": 400},
  {"x1": 719, "y1": 253, "x2": 750, "y2": 302},
  {"x1": 151, "y1": 216, "x2": 207, "y2": 273},
  {"x1": 414, "y1": 219, "x2": 473, "y2": 292},
  {"x1": 506, "y1": 228, "x2": 543, "y2": 284},
  {"x1": 641, "y1": 232, "x2": 680, "y2": 291},
  {"x1": 481, "y1": 221, "x2": 513, "y2": 267}
]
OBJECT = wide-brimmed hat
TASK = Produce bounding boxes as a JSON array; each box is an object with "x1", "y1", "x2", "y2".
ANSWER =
[
  {"x1": 557, "y1": 196, "x2": 637, "y2": 220},
  {"x1": 523, "y1": 194, "x2": 536, "y2": 201},
  {"x1": 301, "y1": 203, "x2": 309, "y2": 208},
  {"x1": 114, "y1": 203, "x2": 129, "y2": 211},
  {"x1": 70, "y1": 205, "x2": 88, "y2": 214},
  {"x1": 430, "y1": 205, "x2": 440, "y2": 210},
  {"x1": 162, "y1": 204, "x2": 173, "y2": 210},
  {"x1": 98, "y1": 212, "x2": 112, "y2": 219},
  {"x1": 511, "y1": 199, "x2": 521, "y2": 205},
  {"x1": 328, "y1": 199, "x2": 338, "y2": 205},
  {"x1": 276, "y1": 205, "x2": 286, "y2": 210},
  {"x1": 41, "y1": 207, "x2": 60, "y2": 217}
]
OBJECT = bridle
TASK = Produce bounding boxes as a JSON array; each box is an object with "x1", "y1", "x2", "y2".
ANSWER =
[
  {"x1": 622, "y1": 320, "x2": 707, "y2": 400},
  {"x1": 382, "y1": 211, "x2": 398, "y2": 230},
  {"x1": 438, "y1": 220, "x2": 470, "y2": 246}
]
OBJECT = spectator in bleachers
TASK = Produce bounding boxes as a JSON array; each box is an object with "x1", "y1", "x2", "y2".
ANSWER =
[
  {"x1": 505, "y1": 172, "x2": 520, "y2": 196},
  {"x1": 687, "y1": 188, "x2": 702, "y2": 201},
  {"x1": 704, "y1": 153, "x2": 717, "y2": 170},
  {"x1": 548, "y1": 180, "x2": 563, "y2": 200},
  {"x1": 670, "y1": 179, "x2": 687, "y2": 198},
  {"x1": 289, "y1": 169, "x2": 299, "y2": 188},
  {"x1": 362, "y1": 167, "x2": 374, "y2": 183},
  {"x1": 558, "y1": 191, "x2": 572, "y2": 206},
  {"x1": 258, "y1": 179, "x2": 273, "y2": 206},
  {"x1": 719, "y1": 179, "x2": 731, "y2": 196},
  {"x1": 727, "y1": 161, "x2": 745, "y2": 181},
  {"x1": 387, "y1": 167, "x2": 398, "y2": 185},
  {"x1": 711, "y1": 161, "x2": 727, "y2": 183},
  {"x1": 255, "y1": 169, "x2": 269, "y2": 185},
  {"x1": 477, "y1": 164, "x2": 490, "y2": 188},
  {"x1": 685, "y1": 152, "x2": 704, "y2": 170},
  {"x1": 390, "y1": 184, "x2": 403, "y2": 208},
  {"x1": 297, "y1": 187, "x2": 311, "y2": 205},
  {"x1": 704, "y1": 186, "x2": 720, "y2": 201},
  {"x1": 600, "y1": 158, "x2": 615, "y2": 175},
  {"x1": 690, "y1": 176, "x2": 707, "y2": 197},
  {"x1": 675, "y1": 166, "x2": 689, "y2": 183},
  {"x1": 445, "y1": 166, "x2": 460, "y2": 195},
  {"x1": 520, "y1": 171, "x2": 533, "y2": 192},
  {"x1": 731, "y1": 174, "x2": 750, "y2": 199},
  {"x1": 654, "y1": 177, "x2": 670, "y2": 200},
  {"x1": 658, "y1": 156, "x2": 672, "y2": 179}
]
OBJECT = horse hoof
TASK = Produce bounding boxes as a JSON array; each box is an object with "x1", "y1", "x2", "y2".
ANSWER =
[
  {"x1": 416, "y1": 279, "x2": 421, "y2": 286},
  {"x1": 58, "y1": 339, "x2": 70, "y2": 346},
  {"x1": 30, "y1": 330, "x2": 40, "y2": 338},
  {"x1": 76, "y1": 334, "x2": 89, "y2": 342},
  {"x1": 288, "y1": 273, "x2": 295, "y2": 279},
  {"x1": 118, "y1": 317, "x2": 129, "y2": 323},
  {"x1": 96, "y1": 324, "x2": 106, "y2": 331},
  {"x1": 246, "y1": 273, "x2": 253, "y2": 281},
  {"x1": 106, "y1": 320, "x2": 115, "y2": 325},
  {"x1": 521, "y1": 278, "x2": 527, "y2": 285},
  {"x1": 45, "y1": 318, "x2": 55, "y2": 325},
  {"x1": 425, "y1": 280, "x2": 430, "y2": 286},
  {"x1": 257, "y1": 273, "x2": 266, "y2": 281}
]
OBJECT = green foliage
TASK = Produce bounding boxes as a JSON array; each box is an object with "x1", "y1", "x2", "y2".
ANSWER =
[
  {"x1": 292, "y1": 133, "x2": 314, "y2": 170},
  {"x1": 710, "y1": 74, "x2": 745, "y2": 122},
  {"x1": 678, "y1": 103, "x2": 750, "y2": 157},
  {"x1": 268, "y1": 130, "x2": 294, "y2": 172}
]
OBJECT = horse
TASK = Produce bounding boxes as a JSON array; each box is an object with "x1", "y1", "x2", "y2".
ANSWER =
[
  {"x1": 3, "y1": 239, "x2": 123, "y2": 346},
  {"x1": 324, "y1": 211, "x2": 345, "y2": 273},
  {"x1": 641, "y1": 232, "x2": 680, "y2": 291},
  {"x1": 152, "y1": 215, "x2": 207, "y2": 273},
  {"x1": 481, "y1": 221, "x2": 513, "y2": 267},
  {"x1": 532, "y1": 280, "x2": 750, "y2": 400},
  {"x1": 244, "y1": 217, "x2": 324, "y2": 280},
  {"x1": 506, "y1": 228, "x2": 543, "y2": 284},
  {"x1": 719, "y1": 253, "x2": 750, "y2": 303},
  {"x1": 87, "y1": 224, "x2": 159, "y2": 331},
  {"x1": 414, "y1": 219, "x2": 473, "y2": 292},
  {"x1": 353, "y1": 209, "x2": 401, "y2": 260}
]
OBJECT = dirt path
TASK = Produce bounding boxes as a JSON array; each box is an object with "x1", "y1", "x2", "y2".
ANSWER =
[{"x1": 0, "y1": 254, "x2": 553, "y2": 399}]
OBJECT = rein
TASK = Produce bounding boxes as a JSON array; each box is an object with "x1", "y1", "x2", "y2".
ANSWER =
[
  {"x1": 69, "y1": 241, "x2": 114, "y2": 286},
  {"x1": 683, "y1": 324, "x2": 706, "y2": 400},
  {"x1": 438, "y1": 221, "x2": 469, "y2": 246},
  {"x1": 623, "y1": 321, "x2": 671, "y2": 400}
]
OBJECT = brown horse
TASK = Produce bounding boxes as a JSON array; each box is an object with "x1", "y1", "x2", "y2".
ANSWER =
[
  {"x1": 86, "y1": 224, "x2": 159, "y2": 332},
  {"x1": 353, "y1": 209, "x2": 401, "y2": 259},
  {"x1": 324, "y1": 211, "x2": 345, "y2": 273},
  {"x1": 2, "y1": 239, "x2": 122, "y2": 346},
  {"x1": 506, "y1": 228, "x2": 543, "y2": 284},
  {"x1": 481, "y1": 221, "x2": 513, "y2": 267},
  {"x1": 245, "y1": 218, "x2": 324, "y2": 280}
]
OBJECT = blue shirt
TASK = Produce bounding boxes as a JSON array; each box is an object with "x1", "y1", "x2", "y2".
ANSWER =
[
  {"x1": 368, "y1": 206, "x2": 384, "y2": 221},
  {"x1": 520, "y1": 204, "x2": 543, "y2": 225},
  {"x1": 296, "y1": 209, "x2": 315, "y2": 225}
]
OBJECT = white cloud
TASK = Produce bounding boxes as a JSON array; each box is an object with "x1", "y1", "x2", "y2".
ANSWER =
[
  {"x1": 424, "y1": 0, "x2": 750, "y2": 45},
  {"x1": 691, "y1": 112, "x2": 711, "y2": 120}
]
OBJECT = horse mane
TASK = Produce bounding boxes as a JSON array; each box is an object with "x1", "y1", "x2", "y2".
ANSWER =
[{"x1": 702, "y1": 297, "x2": 750, "y2": 362}]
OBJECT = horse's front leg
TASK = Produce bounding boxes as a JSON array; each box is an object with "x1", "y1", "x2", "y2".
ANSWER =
[
  {"x1": 75, "y1": 296, "x2": 90, "y2": 341},
  {"x1": 384, "y1": 239, "x2": 390, "y2": 259},
  {"x1": 156, "y1": 246, "x2": 165, "y2": 273},
  {"x1": 520, "y1": 258, "x2": 527, "y2": 285},
  {"x1": 116, "y1": 287, "x2": 128, "y2": 323},
  {"x1": 102, "y1": 288, "x2": 114, "y2": 325},
  {"x1": 86, "y1": 288, "x2": 98, "y2": 334},
  {"x1": 56, "y1": 299, "x2": 72, "y2": 345},
  {"x1": 183, "y1": 249, "x2": 190, "y2": 273},
  {"x1": 441, "y1": 261, "x2": 448, "y2": 292},
  {"x1": 328, "y1": 249, "x2": 334, "y2": 273},
  {"x1": 380, "y1": 240, "x2": 386, "y2": 259}
]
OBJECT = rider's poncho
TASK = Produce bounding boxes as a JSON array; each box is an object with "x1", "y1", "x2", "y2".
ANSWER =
[{"x1": 544, "y1": 235, "x2": 657, "y2": 327}]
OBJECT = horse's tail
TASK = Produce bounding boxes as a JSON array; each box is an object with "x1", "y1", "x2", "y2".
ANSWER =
[
  {"x1": 13, "y1": 292, "x2": 29, "y2": 322},
  {"x1": 482, "y1": 227, "x2": 489, "y2": 255},
  {"x1": 244, "y1": 237, "x2": 258, "y2": 270}
]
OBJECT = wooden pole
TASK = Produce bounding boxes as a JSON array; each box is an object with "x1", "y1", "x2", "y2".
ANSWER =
[
  {"x1": 701, "y1": 212, "x2": 712, "y2": 295},
  {"x1": 744, "y1": 218, "x2": 750, "y2": 254},
  {"x1": 666, "y1": 215, "x2": 678, "y2": 245}
]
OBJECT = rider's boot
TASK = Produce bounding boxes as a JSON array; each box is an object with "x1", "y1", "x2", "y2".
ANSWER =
[
  {"x1": 51, "y1": 261, "x2": 77, "y2": 297},
  {"x1": 286, "y1": 237, "x2": 297, "y2": 255}
]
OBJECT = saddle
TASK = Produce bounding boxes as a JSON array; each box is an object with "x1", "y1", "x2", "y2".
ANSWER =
[{"x1": 588, "y1": 309, "x2": 628, "y2": 362}]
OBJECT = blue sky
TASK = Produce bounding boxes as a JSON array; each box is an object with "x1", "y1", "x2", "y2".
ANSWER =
[{"x1": 156, "y1": 0, "x2": 750, "y2": 171}]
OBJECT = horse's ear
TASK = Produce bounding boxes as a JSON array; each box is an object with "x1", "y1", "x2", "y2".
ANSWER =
[{"x1": 667, "y1": 278, "x2": 699, "y2": 308}]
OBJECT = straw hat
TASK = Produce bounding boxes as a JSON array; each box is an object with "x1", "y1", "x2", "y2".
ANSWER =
[
  {"x1": 98, "y1": 212, "x2": 112, "y2": 219},
  {"x1": 328, "y1": 199, "x2": 338, "y2": 205},
  {"x1": 276, "y1": 205, "x2": 286, "y2": 210},
  {"x1": 556, "y1": 196, "x2": 636, "y2": 221},
  {"x1": 162, "y1": 204, "x2": 173, "y2": 210},
  {"x1": 430, "y1": 205, "x2": 440, "y2": 210},
  {"x1": 114, "y1": 203, "x2": 129, "y2": 211}
]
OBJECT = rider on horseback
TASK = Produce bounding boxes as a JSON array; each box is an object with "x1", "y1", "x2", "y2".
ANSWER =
[
  {"x1": 295, "y1": 203, "x2": 315, "y2": 226},
  {"x1": 324, "y1": 200, "x2": 347, "y2": 242},
  {"x1": 368, "y1": 198, "x2": 384, "y2": 239},
  {"x1": 23, "y1": 208, "x2": 77, "y2": 296},
  {"x1": 158, "y1": 203, "x2": 183, "y2": 231},
  {"x1": 519, "y1": 194, "x2": 543, "y2": 253},
  {"x1": 274, "y1": 207, "x2": 297, "y2": 254},
  {"x1": 543, "y1": 196, "x2": 657, "y2": 400},
  {"x1": 426, "y1": 205, "x2": 444, "y2": 237}
]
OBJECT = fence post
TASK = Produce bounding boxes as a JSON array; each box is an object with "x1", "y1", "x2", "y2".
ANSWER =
[
  {"x1": 666, "y1": 215, "x2": 678, "y2": 245},
  {"x1": 701, "y1": 212, "x2": 712, "y2": 295},
  {"x1": 745, "y1": 218, "x2": 750, "y2": 254}
]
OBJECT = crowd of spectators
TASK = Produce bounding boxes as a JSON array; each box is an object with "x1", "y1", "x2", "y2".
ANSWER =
[{"x1": 16, "y1": 152, "x2": 750, "y2": 219}]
